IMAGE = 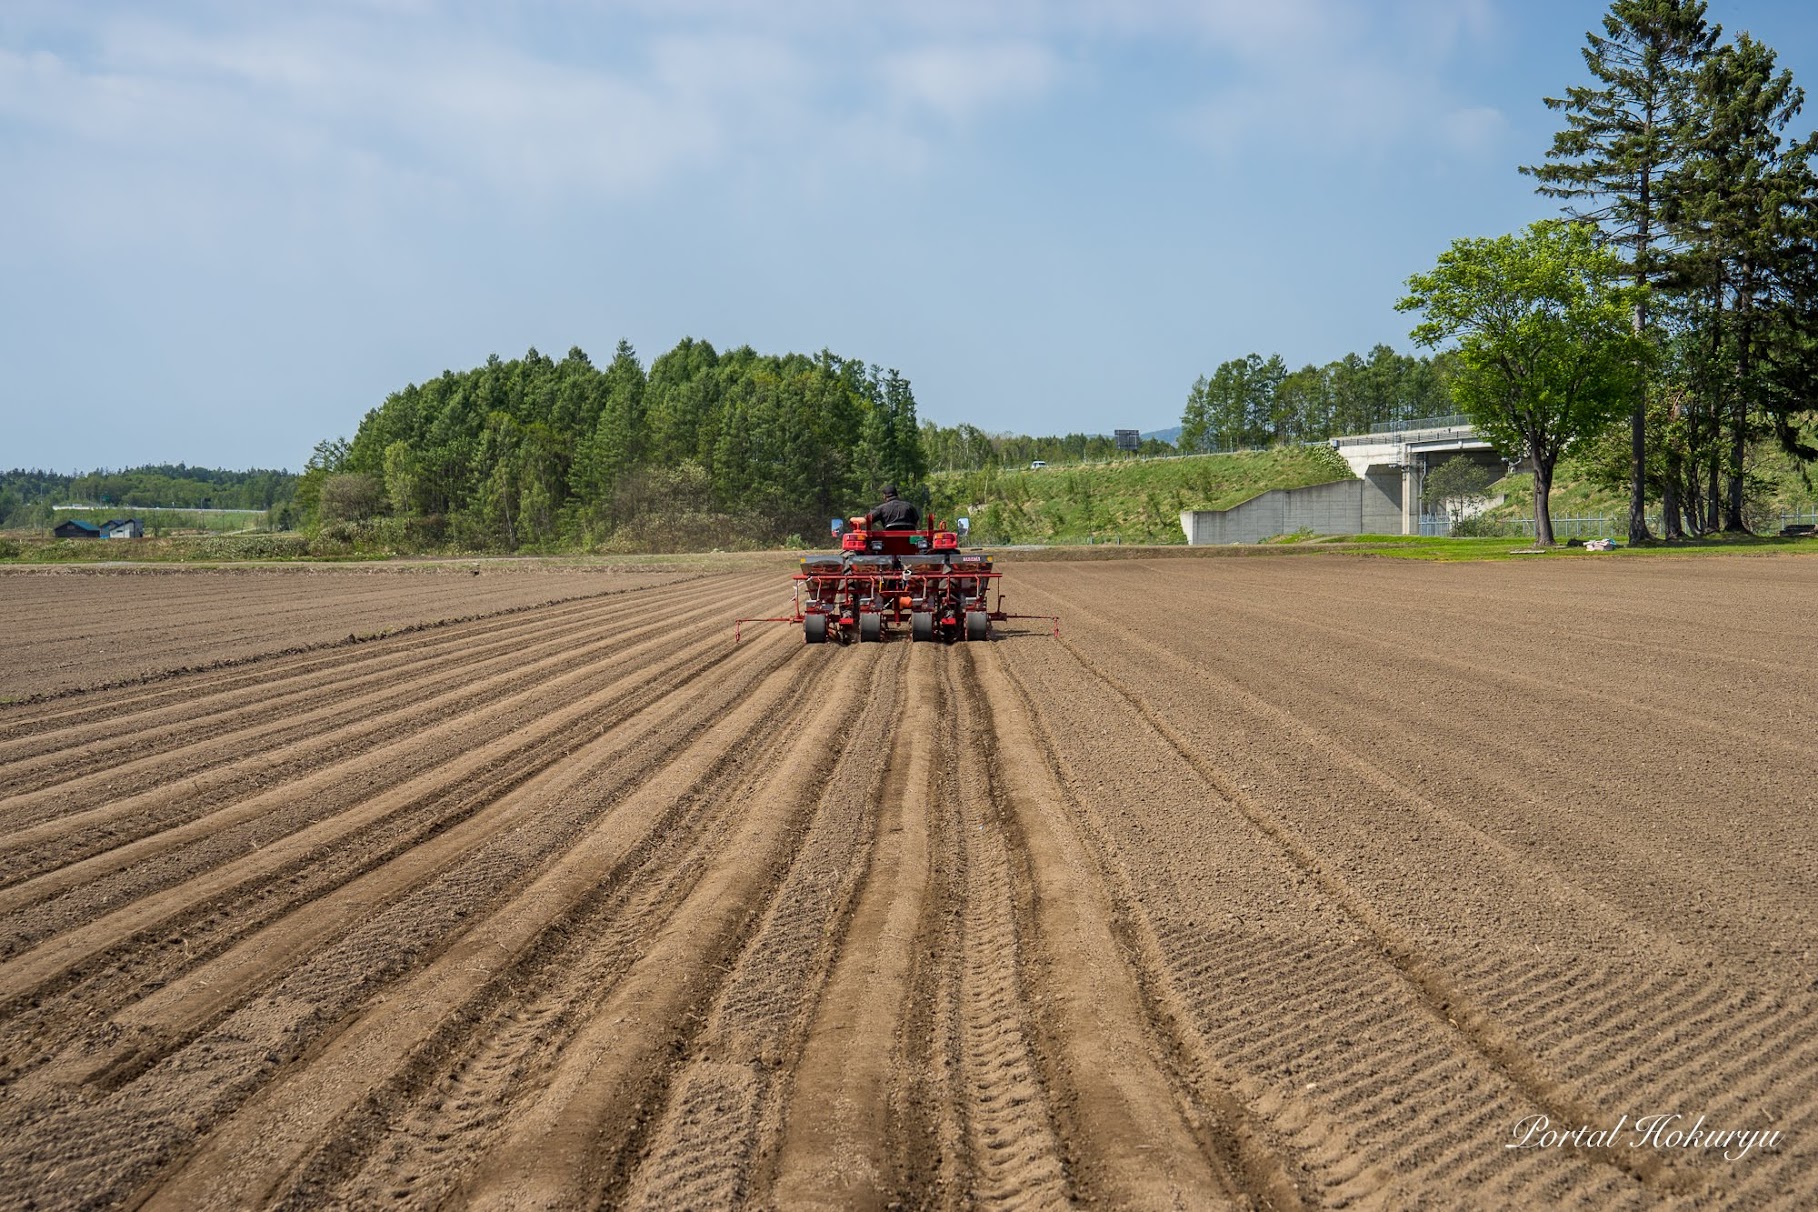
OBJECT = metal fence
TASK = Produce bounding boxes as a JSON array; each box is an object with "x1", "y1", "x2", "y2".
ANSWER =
[
  {"x1": 1368, "y1": 414, "x2": 1472, "y2": 435},
  {"x1": 1421, "y1": 514, "x2": 1662, "y2": 538},
  {"x1": 1419, "y1": 510, "x2": 1818, "y2": 539}
]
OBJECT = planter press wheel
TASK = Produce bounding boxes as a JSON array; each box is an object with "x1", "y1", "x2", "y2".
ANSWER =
[
  {"x1": 858, "y1": 611, "x2": 883, "y2": 643},
  {"x1": 965, "y1": 610, "x2": 990, "y2": 642},
  {"x1": 804, "y1": 613, "x2": 828, "y2": 644},
  {"x1": 910, "y1": 611, "x2": 934, "y2": 643}
]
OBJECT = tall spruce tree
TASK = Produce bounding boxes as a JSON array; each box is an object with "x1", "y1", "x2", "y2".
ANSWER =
[
  {"x1": 1523, "y1": 0, "x2": 1718, "y2": 542},
  {"x1": 1667, "y1": 34, "x2": 1818, "y2": 530}
]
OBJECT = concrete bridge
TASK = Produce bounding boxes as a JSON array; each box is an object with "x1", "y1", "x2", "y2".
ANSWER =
[{"x1": 1180, "y1": 417, "x2": 1510, "y2": 544}]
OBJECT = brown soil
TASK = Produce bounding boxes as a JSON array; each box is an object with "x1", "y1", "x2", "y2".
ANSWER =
[
  {"x1": 0, "y1": 555, "x2": 1812, "y2": 1209},
  {"x1": 0, "y1": 563, "x2": 698, "y2": 702}
]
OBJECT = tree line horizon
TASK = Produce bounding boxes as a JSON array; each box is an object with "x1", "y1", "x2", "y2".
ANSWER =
[
  {"x1": 0, "y1": 336, "x2": 1455, "y2": 546},
  {"x1": 291, "y1": 335, "x2": 1435, "y2": 552}
]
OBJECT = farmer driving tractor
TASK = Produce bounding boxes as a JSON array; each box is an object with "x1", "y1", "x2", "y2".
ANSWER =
[{"x1": 855, "y1": 483, "x2": 919, "y2": 531}]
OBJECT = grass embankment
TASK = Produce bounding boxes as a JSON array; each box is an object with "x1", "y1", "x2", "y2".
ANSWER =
[{"x1": 928, "y1": 445, "x2": 1353, "y2": 545}]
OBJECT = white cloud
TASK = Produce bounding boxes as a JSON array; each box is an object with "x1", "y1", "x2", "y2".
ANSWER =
[
  {"x1": 1163, "y1": 0, "x2": 1501, "y2": 158},
  {"x1": 880, "y1": 42, "x2": 1059, "y2": 121},
  {"x1": 0, "y1": 0, "x2": 1501, "y2": 242},
  {"x1": 1439, "y1": 105, "x2": 1507, "y2": 155}
]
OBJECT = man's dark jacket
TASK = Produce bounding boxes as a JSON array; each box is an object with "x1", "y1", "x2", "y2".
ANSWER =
[{"x1": 866, "y1": 497, "x2": 920, "y2": 529}]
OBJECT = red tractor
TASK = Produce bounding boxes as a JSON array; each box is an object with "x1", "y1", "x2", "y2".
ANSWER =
[{"x1": 736, "y1": 518, "x2": 1057, "y2": 644}]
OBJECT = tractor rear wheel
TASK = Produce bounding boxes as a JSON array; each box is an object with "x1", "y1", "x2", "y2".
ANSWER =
[
  {"x1": 965, "y1": 611, "x2": 990, "y2": 642},
  {"x1": 910, "y1": 611, "x2": 934, "y2": 642},
  {"x1": 805, "y1": 614, "x2": 828, "y2": 644},
  {"x1": 858, "y1": 611, "x2": 882, "y2": 642}
]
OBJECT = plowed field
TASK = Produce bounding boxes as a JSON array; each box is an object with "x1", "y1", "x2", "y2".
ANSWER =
[
  {"x1": 0, "y1": 555, "x2": 1812, "y2": 1209},
  {"x1": 0, "y1": 564, "x2": 697, "y2": 701}
]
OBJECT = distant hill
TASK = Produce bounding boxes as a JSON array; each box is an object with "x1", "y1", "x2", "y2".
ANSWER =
[{"x1": 1141, "y1": 425, "x2": 1181, "y2": 446}]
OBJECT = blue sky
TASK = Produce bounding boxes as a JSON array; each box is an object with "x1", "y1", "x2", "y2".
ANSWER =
[{"x1": 3, "y1": 1, "x2": 1815, "y2": 472}]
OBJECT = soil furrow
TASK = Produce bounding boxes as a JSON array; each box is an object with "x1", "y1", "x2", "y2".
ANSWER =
[
  {"x1": 427, "y1": 647, "x2": 881, "y2": 1211},
  {"x1": 966, "y1": 646, "x2": 1238, "y2": 1210},
  {"x1": 0, "y1": 583, "x2": 698, "y2": 791},
  {"x1": 0, "y1": 566, "x2": 705, "y2": 704},
  {"x1": 620, "y1": 651, "x2": 912, "y2": 1212},
  {"x1": 0, "y1": 631, "x2": 810, "y2": 1210},
  {"x1": 0, "y1": 554, "x2": 1810, "y2": 1209},
  {"x1": 0, "y1": 625, "x2": 803, "y2": 1099},
  {"x1": 1024, "y1": 611, "x2": 1706, "y2": 1199},
  {"x1": 769, "y1": 648, "x2": 941, "y2": 1211},
  {"x1": 0, "y1": 579, "x2": 756, "y2": 850},
  {"x1": 0, "y1": 583, "x2": 756, "y2": 925},
  {"x1": 0, "y1": 595, "x2": 764, "y2": 1013},
  {"x1": 272, "y1": 645, "x2": 868, "y2": 1210}
]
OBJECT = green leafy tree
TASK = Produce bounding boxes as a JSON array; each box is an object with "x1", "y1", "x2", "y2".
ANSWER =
[
  {"x1": 1400, "y1": 221, "x2": 1650, "y2": 544},
  {"x1": 381, "y1": 441, "x2": 423, "y2": 518},
  {"x1": 1523, "y1": 0, "x2": 1719, "y2": 542},
  {"x1": 317, "y1": 473, "x2": 385, "y2": 523},
  {"x1": 1420, "y1": 455, "x2": 1501, "y2": 523}
]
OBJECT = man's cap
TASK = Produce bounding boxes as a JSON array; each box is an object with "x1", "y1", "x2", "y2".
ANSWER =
[{"x1": 881, "y1": 483, "x2": 898, "y2": 496}]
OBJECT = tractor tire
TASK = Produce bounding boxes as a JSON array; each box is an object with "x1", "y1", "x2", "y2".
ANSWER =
[
  {"x1": 965, "y1": 610, "x2": 990, "y2": 642},
  {"x1": 910, "y1": 611, "x2": 934, "y2": 643},
  {"x1": 858, "y1": 611, "x2": 883, "y2": 643},
  {"x1": 805, "y1": 613, "x2": 828, "y2": 644}
]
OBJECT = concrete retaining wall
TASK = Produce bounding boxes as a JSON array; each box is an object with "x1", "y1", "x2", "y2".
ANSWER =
[{"x1": 1181, "y1": 475, "x2": 1404, "y2": 544}]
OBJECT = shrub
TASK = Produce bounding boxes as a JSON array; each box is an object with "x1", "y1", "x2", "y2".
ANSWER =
[
  {"x1": 1451, "y1": 513, "x2": 1515, "y2": 537},
  {"x1": 182, "y1": 533, "x2": 314, "y2": 560},
  {"x1": 318, "y1": 474, "x2": 386, "y2": 523}
]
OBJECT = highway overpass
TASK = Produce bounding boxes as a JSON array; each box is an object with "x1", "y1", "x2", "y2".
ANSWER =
[{"x1": 1181, "y1": 417, "x2": 1511, "y2": 544}]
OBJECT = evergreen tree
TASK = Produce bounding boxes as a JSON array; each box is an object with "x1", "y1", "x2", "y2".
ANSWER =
[
  {"x1": 1666, "y1": 33, "x2": 1818, "y2": 530},
  {"x1": 1522, "y1": 0, "x2": 1719, "y2": 543}
]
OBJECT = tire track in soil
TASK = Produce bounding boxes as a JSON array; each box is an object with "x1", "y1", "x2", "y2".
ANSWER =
[
  {"x1": 0, "y1": 582, "x2": 691, "y2": 795},
  {"x1": 767, "y1": 648, "x2": 943, "y2": 1210},
  {"x1": 965, "y1": 646, "x2": 1243, "y2": 1211},
  {"x1": 0, "y1": 628, "x2": 813, "y2": 1210},
  {"x1": 929, "y1": 651, "x2": 1074, "y2": 1209},
  {"x1": 418, "y1": 645, "x2": 883, "y2": 1211},
  {"x1": 617, "y1": 648, "x2": 910, "y2": 1212}
]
